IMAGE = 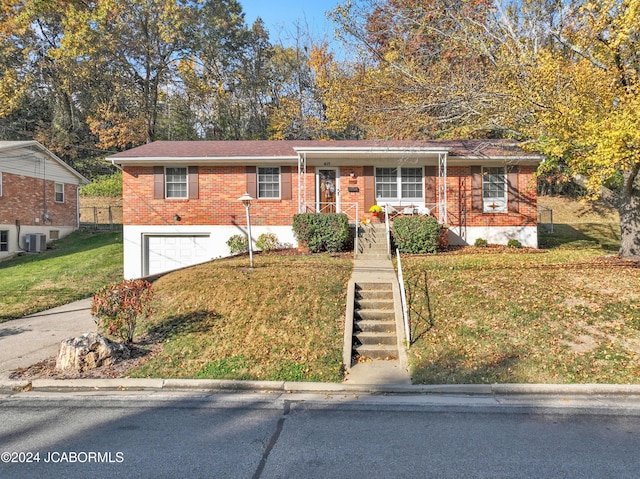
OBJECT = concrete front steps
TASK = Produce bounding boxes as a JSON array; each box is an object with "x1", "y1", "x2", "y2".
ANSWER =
[
  {"x1": 357, "y1": 222, "x2": 389, "y2": 259},
  {"x1": 352, "y1": 282, "x2": 398, "y2": 362},
  {"x1": 343, "y1": 220, "x2": 410, "y2": 385}
]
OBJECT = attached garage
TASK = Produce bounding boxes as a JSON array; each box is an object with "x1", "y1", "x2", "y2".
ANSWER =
[{"x1": 144, "y1": 234, "x2": 211, "y2": 276}]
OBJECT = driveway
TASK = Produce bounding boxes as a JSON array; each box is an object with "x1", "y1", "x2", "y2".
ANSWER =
[{"x1": 0, "y1": 298, "x2": 96, "y2": 379}]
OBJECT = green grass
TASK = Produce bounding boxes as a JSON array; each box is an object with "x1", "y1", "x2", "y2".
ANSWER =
[
  {"x1": 404, "y1": 248, "x2": 640, "y2": 384},
  {"x1": 0, "y1": 230, "x2": 123, "y2": 321},
  {"x1": 538, "y1": 195, "x2": 620, "y2": 250},
  {"x1": 403, "y1": 195, "x2": 639, "y2": 384},
  {"x1": 129, "y1": 253, "x2": 352, "y2": 382}
]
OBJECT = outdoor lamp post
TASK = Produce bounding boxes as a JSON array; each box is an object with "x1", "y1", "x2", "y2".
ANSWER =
[{"x1": 237, "y1": 193, "x2": 254, "y2": 267}]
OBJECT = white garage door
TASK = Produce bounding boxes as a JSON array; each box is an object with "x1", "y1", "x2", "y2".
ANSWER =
[{"x1": 145, "y1": 235, "x2": 210, "y2": 276}]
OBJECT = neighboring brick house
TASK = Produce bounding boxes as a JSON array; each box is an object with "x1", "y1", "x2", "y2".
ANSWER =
[
  {"x1": 0, "y1": 141, "x2": 89, "y2": 259},
  {"x1": 109, "y1": 140, "x2": 542, "y2": 279}
]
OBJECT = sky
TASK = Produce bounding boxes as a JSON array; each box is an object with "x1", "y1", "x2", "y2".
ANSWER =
[{"x1": 239, "y1": 0, "x2": 342, "y2": 44}]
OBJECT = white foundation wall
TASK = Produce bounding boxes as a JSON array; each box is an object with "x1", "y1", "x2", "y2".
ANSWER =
[
  {"x1": 0, "y1": 224, "x2": 77, "y2": 257},
  {"x1": 447, "y1": 226, "x2": 538, "y2": 248},
  {"x1": 123, "y1": 224, "x2": 298, "y2": 279}
]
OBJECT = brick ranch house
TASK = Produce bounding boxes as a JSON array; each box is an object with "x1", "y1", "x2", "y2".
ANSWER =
[
  {"x1": 0, "y1": 141, "x2": 89, "y2": 259},
  {"x1": 108, "y1": 140, "x2": 543, "y2": 279}
]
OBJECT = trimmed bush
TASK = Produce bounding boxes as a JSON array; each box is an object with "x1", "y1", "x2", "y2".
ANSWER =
[
  {"x1": 507, "y1": 239, "x2": 522, "y2": 249},
  {"x1": 227, "y1": 234, "x2": 249, "y2": 254},
  {"x1": 256, "y1": 233, "x2": 280, "y2": 251},
  {"x1": 292, "y1": 213, "x2": 350, "y2": 253},
  {"x1": 392, "y1": 216, "x2": 441, "y2": 254},
  {"x1": 474, "y1": 238, "x2": 489, "y2": 247},
  {"x1": 91, "y1": 279, "x2": 153, "y2": 343}
]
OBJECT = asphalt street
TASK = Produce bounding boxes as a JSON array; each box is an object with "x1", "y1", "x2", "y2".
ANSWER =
[{"x1": 1, "y1": 393, "x2": 640, "y2": 479}]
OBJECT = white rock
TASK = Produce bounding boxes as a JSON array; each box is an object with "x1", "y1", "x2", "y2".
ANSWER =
[{"x1": 56, "y1": 333, "x2": 130, "y2": 372}]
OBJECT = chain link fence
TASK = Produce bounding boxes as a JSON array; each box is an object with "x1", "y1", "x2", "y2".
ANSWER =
[
  {"x1": 537, "y1": 205, "x2": 554, "y2": 232},
  {"x1": 79, "y1": 206, "x2": 123, "y2": 230}
]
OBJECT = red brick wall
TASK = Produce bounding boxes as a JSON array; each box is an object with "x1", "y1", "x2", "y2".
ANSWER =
[
  {"x1": 0, "y1": 172, "x2": 79, "y2": 226},
  {"x1": 123, "y1": 166, "x2": 301, "y2": 226},
  {"x1": 122, "y1": 164, "x2": 537, "y2": 227},
  {"x1": 441, "y1": 165, "x2": 538, "y2": 228}
]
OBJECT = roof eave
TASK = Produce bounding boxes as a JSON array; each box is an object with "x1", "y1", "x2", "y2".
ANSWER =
[{"x1": 110, "y1": 155, "x2": 299, "y2": 166}]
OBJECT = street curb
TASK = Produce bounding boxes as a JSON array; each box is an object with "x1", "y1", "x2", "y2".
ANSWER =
[{"x1": 2, "y1": 378, "x2": 640, "y2": 396}]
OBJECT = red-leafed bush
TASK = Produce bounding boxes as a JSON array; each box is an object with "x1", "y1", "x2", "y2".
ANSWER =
[{"x1": 91, "y1": 280, "x2": 153, "y2": 343}]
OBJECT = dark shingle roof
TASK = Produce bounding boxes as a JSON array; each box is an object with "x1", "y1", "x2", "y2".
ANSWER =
[{"x1": 109, "y1": 139, "x2": 537, "y2": 159}]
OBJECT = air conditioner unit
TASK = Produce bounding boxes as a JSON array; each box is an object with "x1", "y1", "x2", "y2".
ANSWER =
[{"x1": 25, "y1": 233, "x2": 47, "y2": 253}]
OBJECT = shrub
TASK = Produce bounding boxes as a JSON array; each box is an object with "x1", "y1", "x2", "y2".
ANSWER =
[
  {"x1": 256, "y1": 233, "x2": 280, "y2": 251},
  {"x1": 392, "y1": 216, "x2": 441, "y2": 254},
  {"x1": 507, "y1": 239, "x2": 522, "y2": 249},
  {"x1": 80, "y1": 172, "x2": 123, "y2": 197},
  {"x1": 474, "y1": 238, "x2": 489, "y2": 247},
  {"x1": 91, "y1": 279, "x2": 153, "y2": 343},
  {"x1": 227, "y1": 234, "x2": 249, "y2": 254},
  {"x1": 292, "y1": 213, "x2": 350, "y2": 253}
]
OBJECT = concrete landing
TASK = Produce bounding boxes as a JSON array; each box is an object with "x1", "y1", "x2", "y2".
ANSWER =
[{"x1": 344, "y1": 359, "x2": 411, "y2": 385}]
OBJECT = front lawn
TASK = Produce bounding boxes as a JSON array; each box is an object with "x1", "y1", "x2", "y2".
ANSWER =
[
  {"x1": 129, "y1": 253, "x2": 352, "y2": 382},
  {"x1": 403, "y1": 248, "x2": 640, "y2": 384},
  {"x1": 0, "y1": 230, "x2": 123, "y2": 321}
]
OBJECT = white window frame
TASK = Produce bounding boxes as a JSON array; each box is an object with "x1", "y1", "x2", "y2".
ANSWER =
[
  {"x1": 0, "y1": 171, "x2": 3, "y2": 196},
  {"x1": 482, "y1": 166, "x2": 507, "y2": 213},
  {"x1": 165, "y1": 166, "x2": 188, "y2": 199},
  {"x1": 0, "y1": 230, "x2": 8, "y2": 252},
  {"x1": 257, "y1": 166, "x2": 280, "y2": 199},
  {"x1": 54, "y1": 182, "x2": 64, "y2": 203},
  {"x1": 375, "y1": 166, "x2": 423, "y2": 204}
]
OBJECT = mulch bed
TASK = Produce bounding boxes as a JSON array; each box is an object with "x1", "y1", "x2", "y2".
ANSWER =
[{"x1": 10, "y1": 337, "x2": 162, "y2": 380}]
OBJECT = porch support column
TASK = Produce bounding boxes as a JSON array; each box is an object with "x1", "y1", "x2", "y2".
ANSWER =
[
  {"x1": 297, "y1": 152, "x2": 307, "y2": 213},
  {"x1": 438, "y1": 152, "x2": 448, "y2": 224}
]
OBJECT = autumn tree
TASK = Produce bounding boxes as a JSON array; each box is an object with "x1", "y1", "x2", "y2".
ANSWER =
[
  {"x1": 333, "y1": 0, "x2": 640, "y2": 257},
  {"x1": 329, "y1": 0, "x2": 496, "y2": 139},
  {"x1": 485, "y1": 0, "x2": 640, "y2": 257}
]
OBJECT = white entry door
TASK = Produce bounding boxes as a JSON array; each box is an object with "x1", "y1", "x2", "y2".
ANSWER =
[{"x1": 145, "y1": 235, "x2": 210, "y2": 276}]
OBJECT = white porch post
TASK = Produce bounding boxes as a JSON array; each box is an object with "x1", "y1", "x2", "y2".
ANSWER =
[
  {"x1": 297, "y1": 152, "x2": 307, "y2": 213},
  {"x1": 438, "y1": 152, "x2": 448, "y2": 224}
]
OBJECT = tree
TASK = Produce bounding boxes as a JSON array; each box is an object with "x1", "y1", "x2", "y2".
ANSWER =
[
  {"x1": 329, "y1": 0, "x2": 496, "y2": 139},
  {"x1": 487, "y1": 0, "x2": 640, "y2": 257},
  {"x1": 332, "y1": 0, "x2": 640, "y2": 256}
]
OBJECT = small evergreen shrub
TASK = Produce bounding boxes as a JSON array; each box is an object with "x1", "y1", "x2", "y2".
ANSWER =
[
  {"x1": 507, "y1": 239, "x2": 522, "y2": 249},
  {"x1": 474, "y1": 238, "x2": 489, "y2": 247},
  {"x1": 292, "y1": 213, "x2": 350, "y2": 253},
  {"x1": 392, "y1": 216, "x2": 441, "y2": 254},
  {"x1": 256, "y1": 233, "x2": 280, "y2": 251},
  {"x1": 227, "y1": 234, "x2": 249, "y2": 254},
  {"x1": 91, "y1": 279, "x2": 153, "y2": 343}
]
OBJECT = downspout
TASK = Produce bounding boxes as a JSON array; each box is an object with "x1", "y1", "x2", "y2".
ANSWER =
[
  {"x1": 76, "y1": 186, "x2": 80, "y2": 228},
  {"x1": 42, "y1": 157, "x2": 47, "y2": 223}
]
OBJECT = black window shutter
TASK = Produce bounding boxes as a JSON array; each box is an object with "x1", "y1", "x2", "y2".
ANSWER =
[
  {"x1": 281, "y1": 166, "x2": 291, "y2": 200},
  {"x1": 154, "y1": 166, "x2": 164, "y2": 199},
  {"x1": 246, "y1": 166, "x2": 257, "y2": 197},
  {"x1": 471, "y1": 166, "x2": 482, "y2": 212},
  {"x1": 188, "y1": 166, "x2": 199, "y2": 199}
]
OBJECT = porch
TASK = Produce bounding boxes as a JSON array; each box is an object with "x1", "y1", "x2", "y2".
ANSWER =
[{"x1": 294, "y1": 146, "x2": 449, "y2": 225}]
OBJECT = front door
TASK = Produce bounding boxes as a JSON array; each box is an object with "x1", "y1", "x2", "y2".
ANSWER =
[{"x1": 316, "y1": 168, "x2": 339, "y2": 213}]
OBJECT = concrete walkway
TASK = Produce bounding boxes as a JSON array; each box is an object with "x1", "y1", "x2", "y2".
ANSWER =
[
  {"x1": 344, "y1": 255, "x2": 412, "y2": 385},
  {"x1": 0, "y1": 298, "x2": 96, "y2": 380}
]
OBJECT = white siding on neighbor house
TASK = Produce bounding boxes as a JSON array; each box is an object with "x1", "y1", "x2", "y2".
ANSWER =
[
  {"x1": 123, "y1": 224, "x2": 298, "y2": 279},
  {"x1": 447, "y1": 225, "x2": 538, "y2": 248},
  {"x1": 0, "y1": 148, "x2": 83, "y2": 185}
]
